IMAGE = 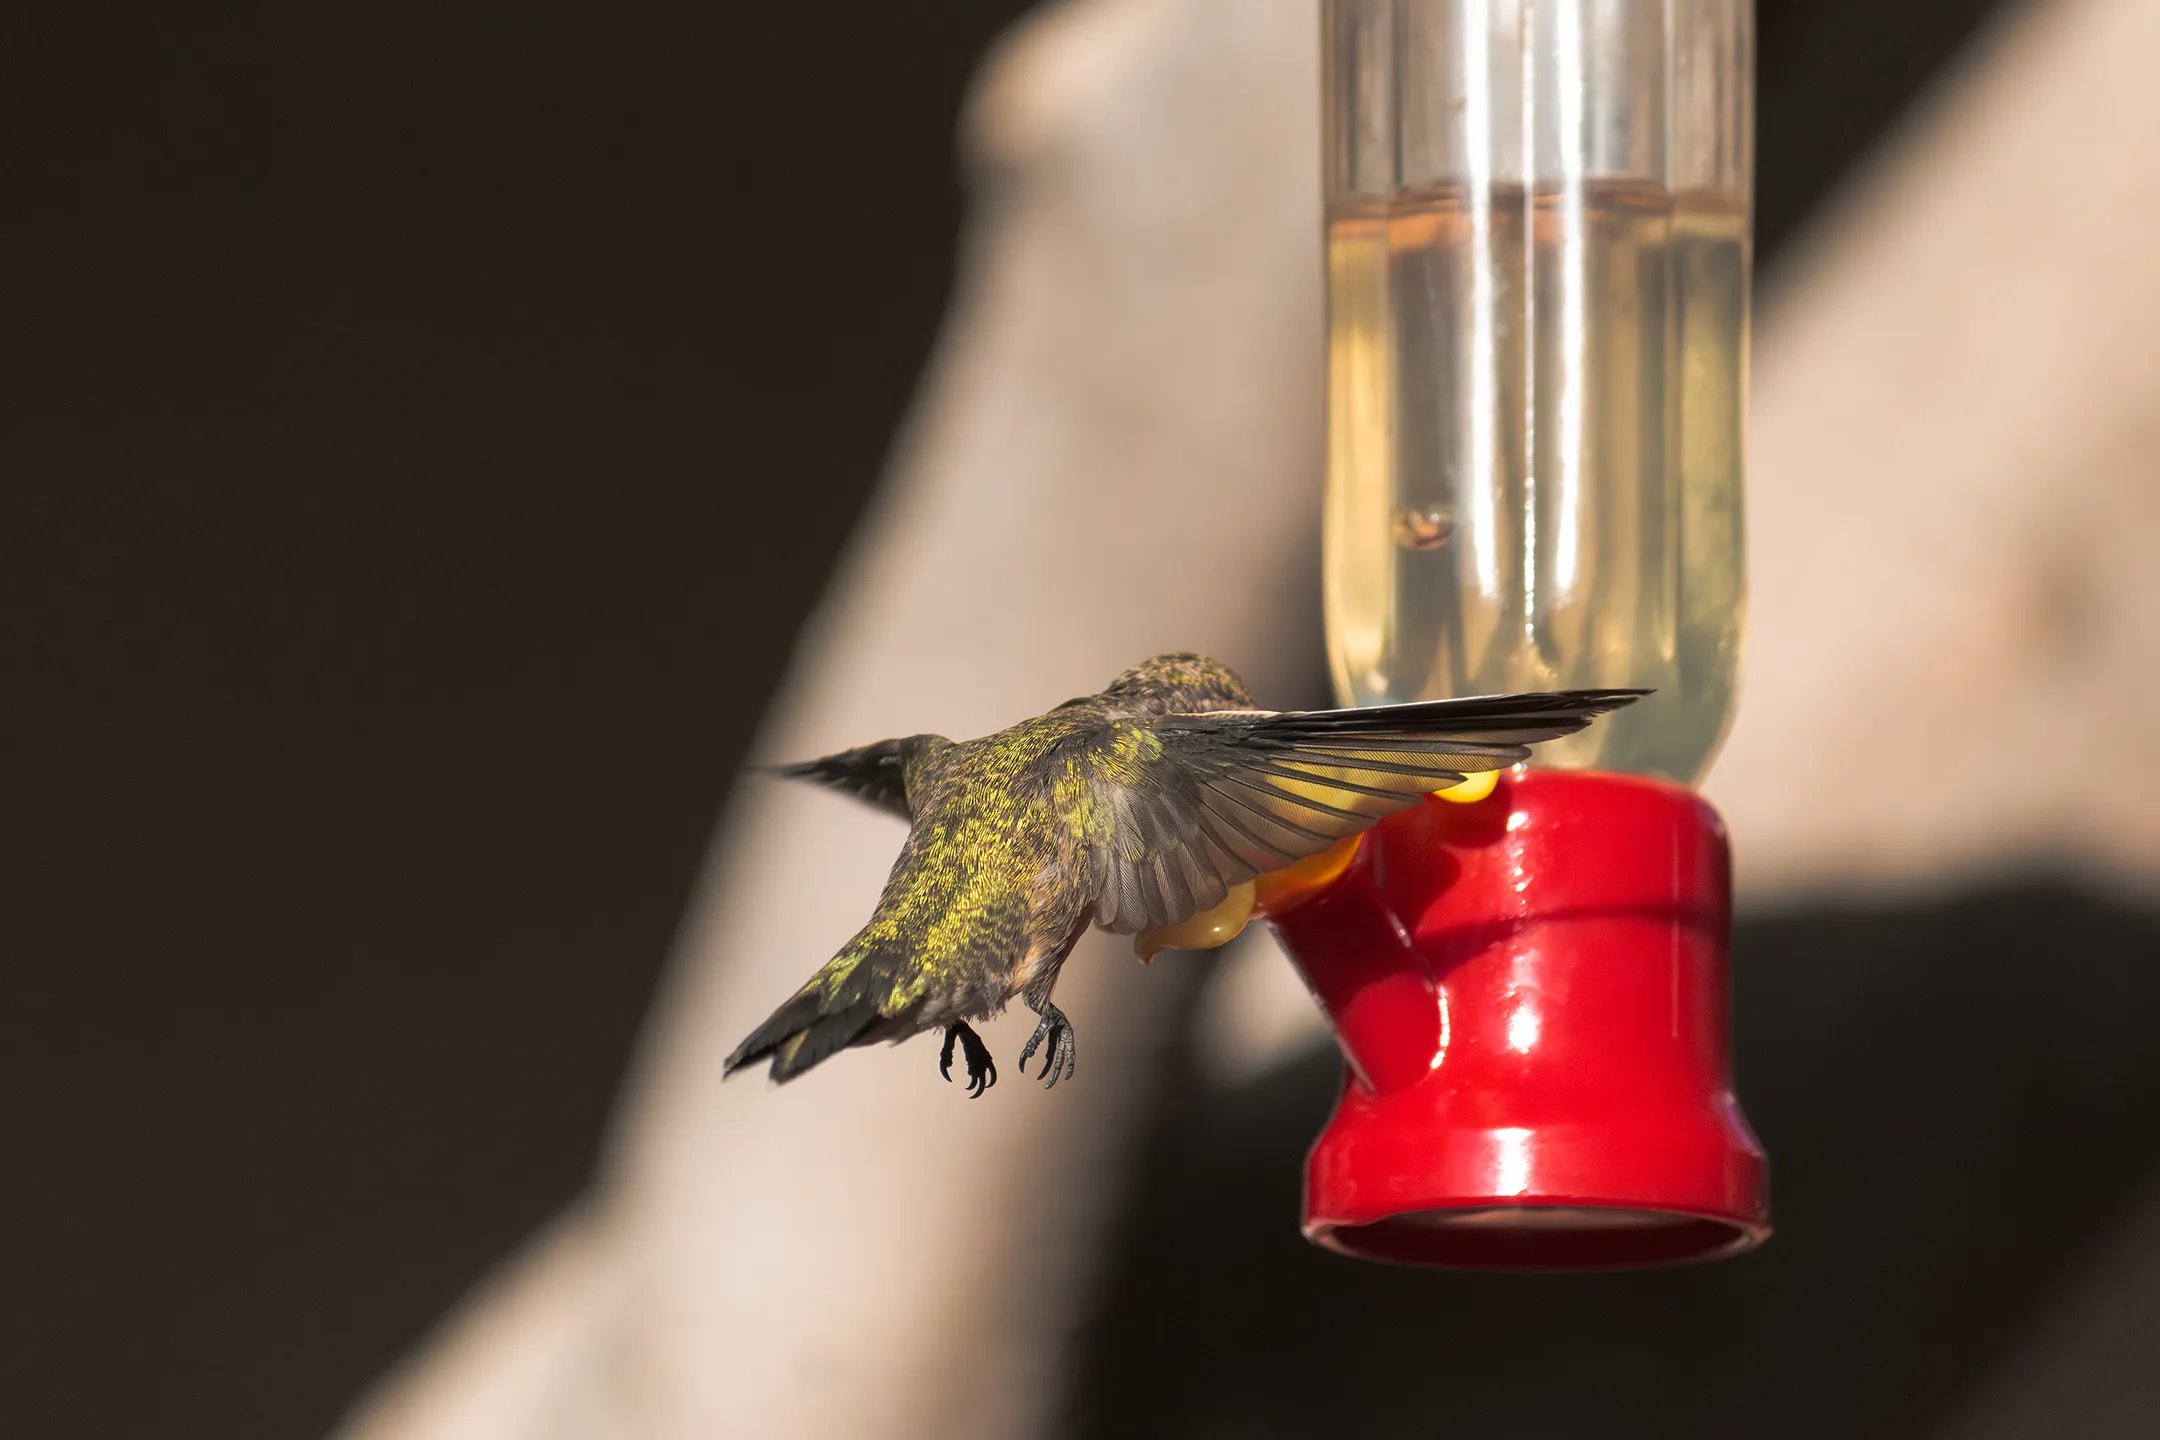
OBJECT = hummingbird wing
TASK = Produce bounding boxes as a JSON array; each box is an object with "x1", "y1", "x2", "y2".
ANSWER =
[
  {"x1": 1084, "y1": 689, "x2": 1647, "y2": 934},
  {"x1": 771, "y1": 734, "x2": 950, "y2": 821}
]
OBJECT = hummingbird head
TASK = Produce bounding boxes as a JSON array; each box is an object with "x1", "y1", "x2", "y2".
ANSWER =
[{"x1": 1101, "y1": 653, "x2": 1255, "y2": 715}]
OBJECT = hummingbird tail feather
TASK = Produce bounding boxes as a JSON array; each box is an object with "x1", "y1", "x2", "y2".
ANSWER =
[
  {"x1": 723, "y1": 940, "x2": 912, "y2": 1084},
  {"x1": 768, "y1": 733, "x2": 951, "y2": 822}
]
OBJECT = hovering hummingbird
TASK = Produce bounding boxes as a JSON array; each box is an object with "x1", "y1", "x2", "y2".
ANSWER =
[{"x1": 724, "y1": 654, "x2": 1643, "y2": 1096}]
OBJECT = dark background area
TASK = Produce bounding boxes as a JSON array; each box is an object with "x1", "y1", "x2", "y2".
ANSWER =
[
  {"x1": 1065, "y1": 885, "x2": 2160, "y2": 1439},
  {"x1": 3, "y1": 1, "x2": 2016, "y2": 1434}
]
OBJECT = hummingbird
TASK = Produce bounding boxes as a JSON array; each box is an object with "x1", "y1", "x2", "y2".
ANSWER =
[{"x1": 724, "y1": 654, "x2": 1643, "y2": 1095}]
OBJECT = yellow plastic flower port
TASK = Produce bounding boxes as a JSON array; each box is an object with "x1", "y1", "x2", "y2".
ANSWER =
[
  {"x1": 1251, "y1": 834, "x2": 1363, "y2": 919},
  {"x1": 1435, "y1": 768, "x2": 1499, "y2": 804},
  {"x1": 1135, "y1": 880, "x2": 1255, "y2": 962}
]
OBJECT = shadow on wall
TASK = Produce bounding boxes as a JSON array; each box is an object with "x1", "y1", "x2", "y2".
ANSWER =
[{"x1": 1063, "y1": 882, "x2": 2160, "y2": 1439}]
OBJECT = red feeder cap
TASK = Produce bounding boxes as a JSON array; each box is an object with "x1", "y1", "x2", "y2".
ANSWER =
[{"x1": 1269, "y1": 769, "x2": 1771, "y2": 1270}]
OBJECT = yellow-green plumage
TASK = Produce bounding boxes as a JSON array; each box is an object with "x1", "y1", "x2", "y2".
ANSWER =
[{"x1": 723, "y1": 653, "x2": 1644, "y2": 1094}]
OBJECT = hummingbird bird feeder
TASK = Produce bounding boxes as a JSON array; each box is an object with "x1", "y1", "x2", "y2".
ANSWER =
[{"x1": 1274, "y1": 0, "x2": 1770, "y2": 1268}]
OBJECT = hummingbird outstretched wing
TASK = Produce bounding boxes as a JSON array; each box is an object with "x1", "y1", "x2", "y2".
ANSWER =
[
  {"x1": 1083, "y1": 689, "x2": 1647, "y2": 934},
  {"x1": 771, "y1": 734, "x2": 949, "y2": 821}
]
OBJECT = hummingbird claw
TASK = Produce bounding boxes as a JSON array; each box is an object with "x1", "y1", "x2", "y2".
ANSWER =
[
  {"x1": 1019, "y1": 1003, "x2": 1076, "y2": 1089},
  {"x1": 940, "y1": 1022, "x2": 996, "y2": 1098}
]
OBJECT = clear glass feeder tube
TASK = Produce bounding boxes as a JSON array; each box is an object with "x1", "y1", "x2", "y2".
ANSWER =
[{"x1": 1323, "y1": 0, "x2": 1753, "y2": 784}]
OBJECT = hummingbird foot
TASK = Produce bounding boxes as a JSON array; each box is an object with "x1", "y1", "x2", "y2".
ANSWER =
[
  {"x1": 939, "y1": 1021, "x2": 997, "y2": 1098},
  {"x1": 1018, "y1": 1002, "x2": 1076, "y2": 1088}
]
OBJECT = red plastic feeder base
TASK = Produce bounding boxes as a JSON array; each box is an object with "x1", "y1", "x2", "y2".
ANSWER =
[{"x1": 1269, "y1": 769, "x2": 1770, "y2": 1270}]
